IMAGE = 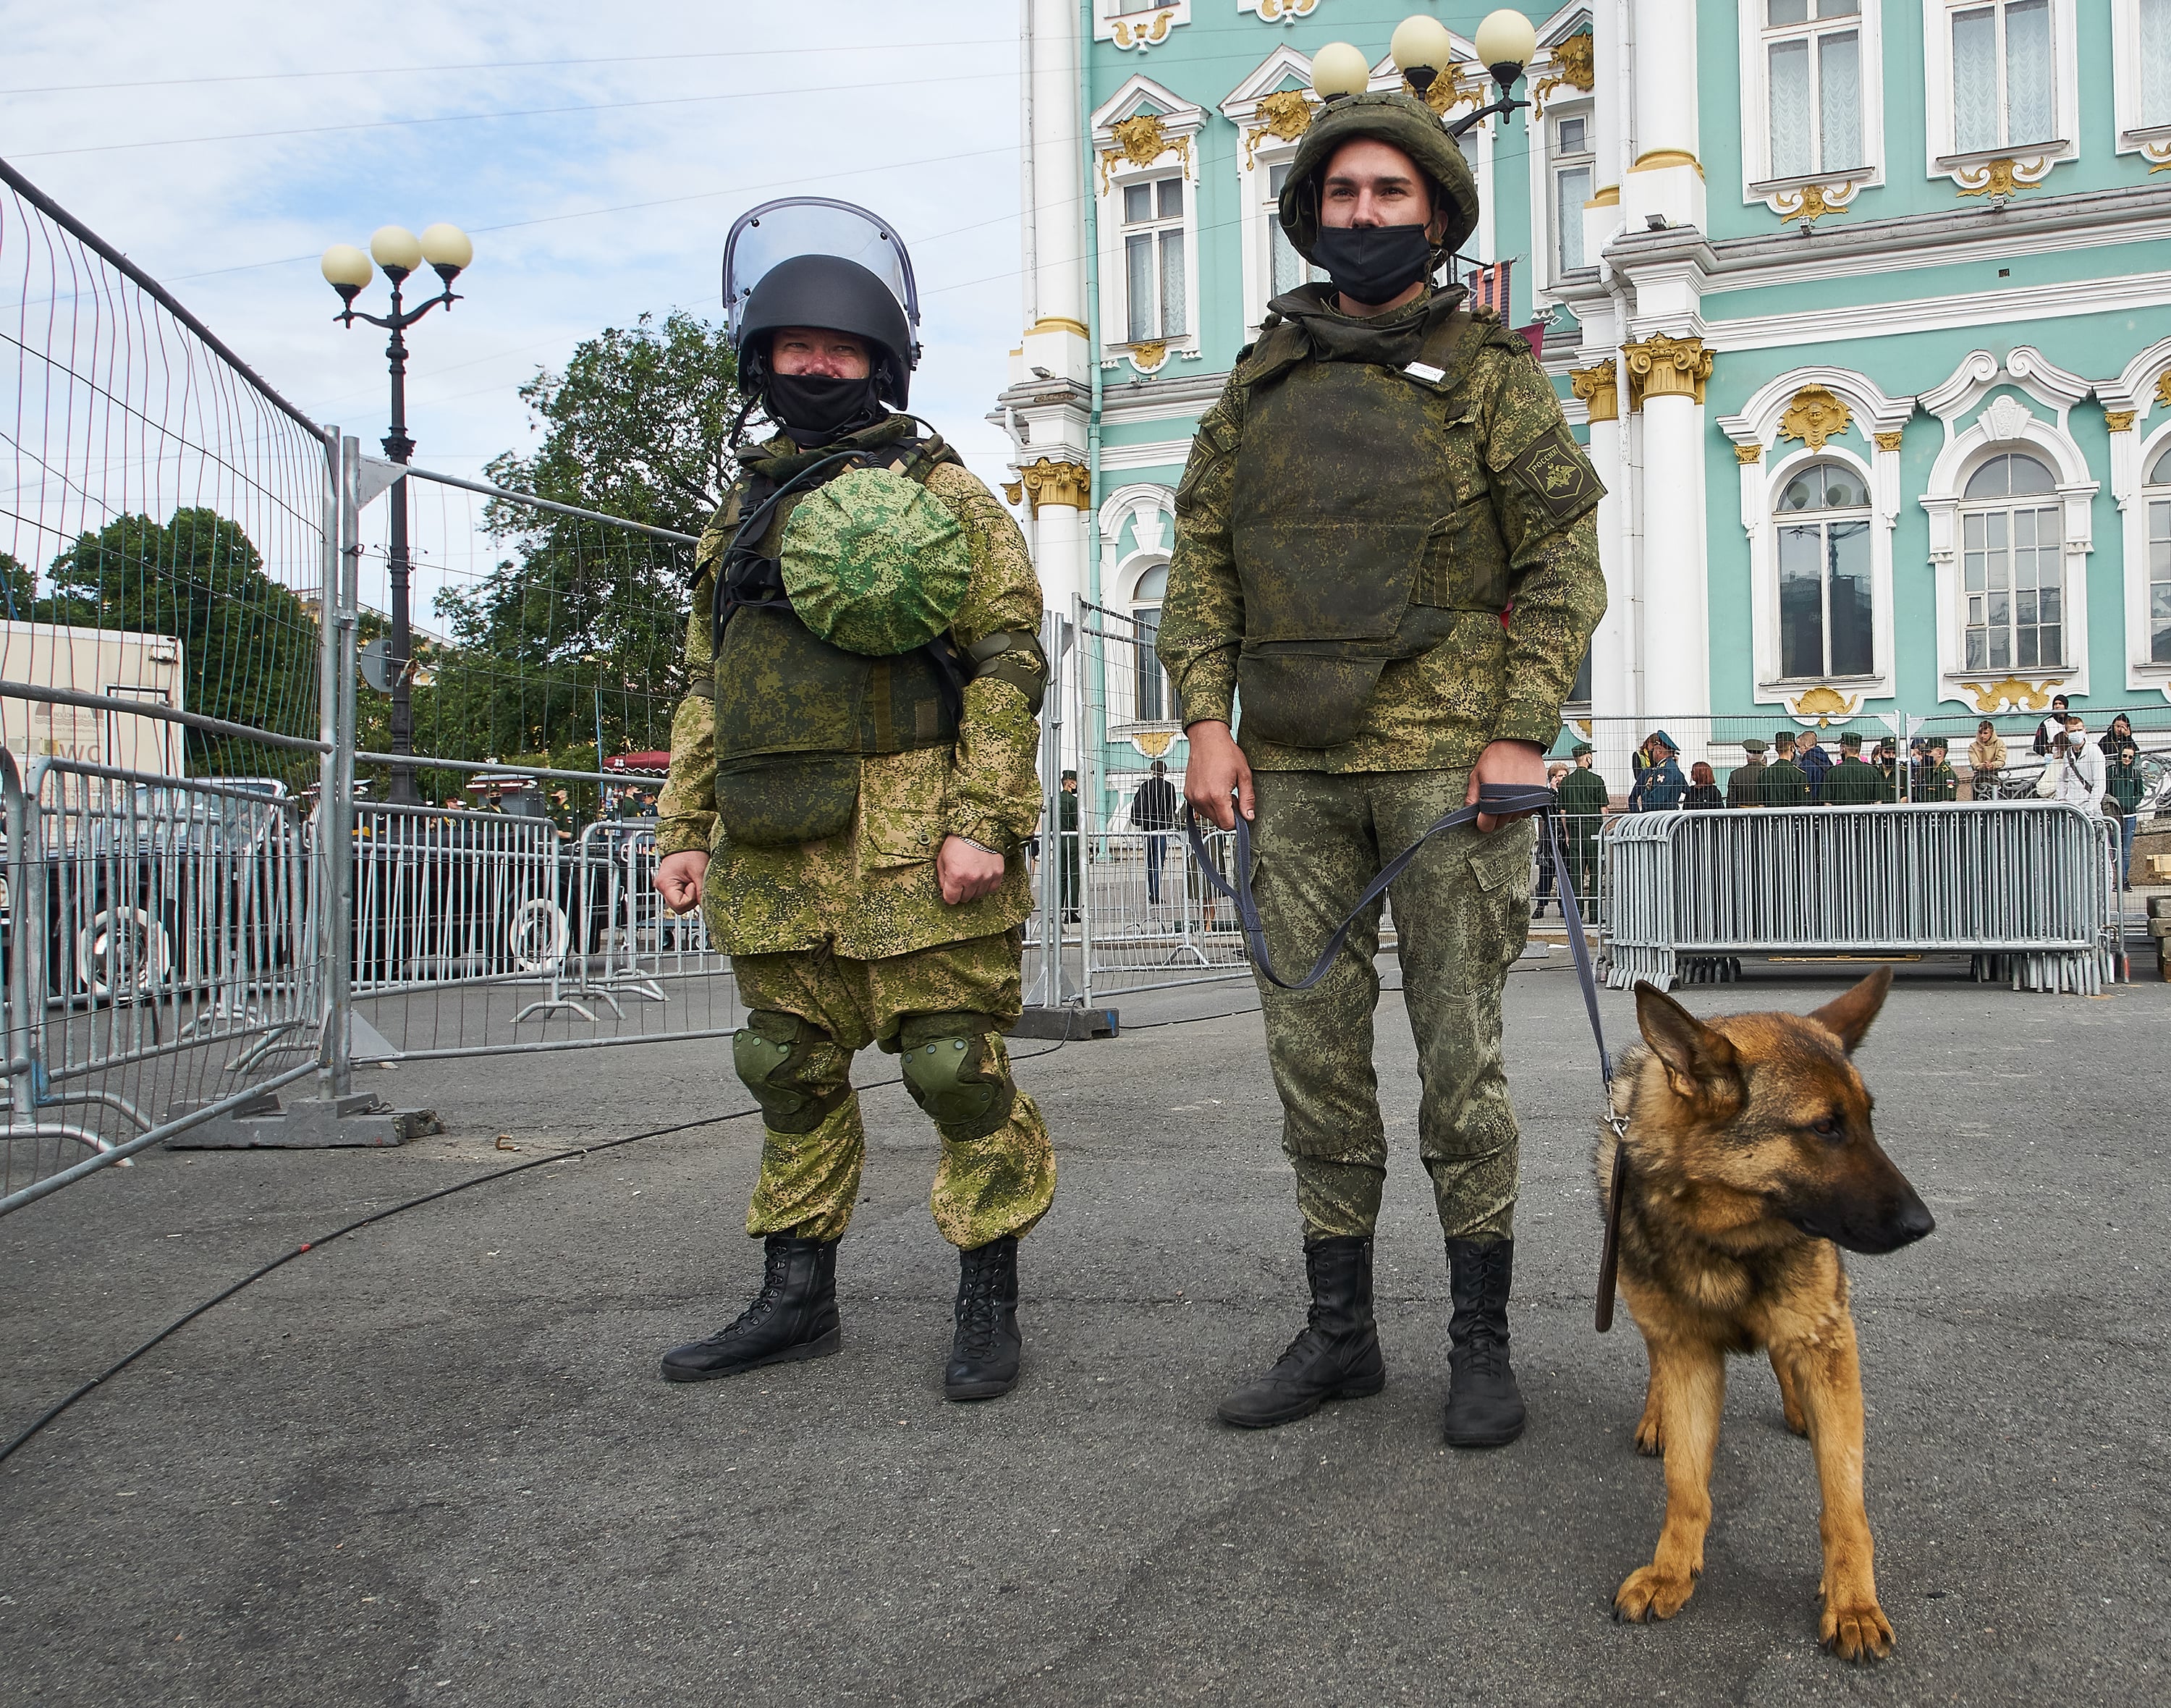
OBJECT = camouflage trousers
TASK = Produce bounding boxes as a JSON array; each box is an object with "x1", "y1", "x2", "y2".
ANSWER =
[
  {"x1": 1247, "y1": 768, "x2": 1535, "y2": 1243},
  {"x1": 732, "y1": 931, "x2": 1057, "y2": 1250}
]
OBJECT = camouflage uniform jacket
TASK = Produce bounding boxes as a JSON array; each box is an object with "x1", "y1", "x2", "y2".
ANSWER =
[
  {"x1": 1156, "y1": 289, "x2": 1607, "y2": 772},
  {"x1": 656, "y1": 419, "x2": 1045, "y2": 958}
]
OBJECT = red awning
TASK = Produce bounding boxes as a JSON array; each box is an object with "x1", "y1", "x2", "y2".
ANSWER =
[{"x1": 605, "y1": 751, "x2": 671, "y2": 772}]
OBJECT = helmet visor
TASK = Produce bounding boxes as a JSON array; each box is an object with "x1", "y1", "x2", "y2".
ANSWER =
[{"x1": 723, "y1": 198, "x2": 919, "y2": 347}]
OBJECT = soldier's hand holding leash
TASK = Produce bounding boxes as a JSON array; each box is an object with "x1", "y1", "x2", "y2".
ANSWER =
[
  {"x1": 1182, "y1": 719, "x2": 1255, "y2": 830},
  {"x1": 1467, "y1": 738, "x2": 1549, "y2": 834}
]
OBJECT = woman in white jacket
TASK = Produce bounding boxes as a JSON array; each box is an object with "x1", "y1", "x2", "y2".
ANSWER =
[{"x1": 2045, "y1": 718, "x2": 2107, "y2": 812}]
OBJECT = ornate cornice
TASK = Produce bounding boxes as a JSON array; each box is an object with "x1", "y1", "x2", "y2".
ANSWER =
[
  {"x1": 1009, "y1": 458, "x2": 1091, "y2": 517},
  {"x1": 1769, "y1": 180, "x2": 1859, "y2": 224},
  {"x1": 1239, "y1": 0, "x2": 1318, "y2": 20},
  {"x1": 1952, "y1": 156, "x2": 2053, "y2": 198},
  {"x1": 1568, "y1": 362, "x2": 1619, "y2": 424},
  {"x1": 1109, "y1": 7, "x2": 1181, "y2": 51},
  {"x1": 1960, "y1": 676, "x2": 2060, "y2": 714},
  {"x1": 1243, "y1": 88, "x2": 1314, "y2": 171},
  {"x1": 1778, "y1": 385, "x2": 1853, "y2": 450},
  {"x1": 1623, "y1": 334, "x2": 1713, "y2": 408},
  {"x1": 1532, "y1": 33, "x2": 1595, "y2": 111},
  {"x1": 1100, "y1": 112, "x2": 1192, "y2": 193}
]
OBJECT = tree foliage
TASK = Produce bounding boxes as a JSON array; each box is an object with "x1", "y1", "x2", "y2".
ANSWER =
[{"x1": 402, "y1": 311, "x2": 737, "y2": 795}]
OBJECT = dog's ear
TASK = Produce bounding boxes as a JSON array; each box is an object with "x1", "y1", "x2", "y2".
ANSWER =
[
  {"x1": 1634, "y1": 981, "x2": 1741, "y2": 1104},
  {"x1": 1808, "y1": 965, "x2": 1893, "y2": 1055}
]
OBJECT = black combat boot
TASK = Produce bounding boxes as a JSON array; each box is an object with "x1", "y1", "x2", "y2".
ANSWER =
[
  {"x1": 1442, "y1": 1236, "x2": 1526, "y2": 1447},
  {"x1": 1216, "y1": 1235, "x2": 1387, "y2": 1429},
  {"x1": 945, "y1": 1235, "x2": 1022, "y2": 1401},
  {"x1": 659, "y1": 1235, "x2": 841, "y2": 1382}
]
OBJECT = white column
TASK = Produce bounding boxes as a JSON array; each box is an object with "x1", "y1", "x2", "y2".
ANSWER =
[
  {"x1": 1570, "y1": 353, "x2": 1630, "y2": 724},
  {"x1": 1622, "y1": 0, "x2": 1704, "y2": 233},
  {"x1": 1625, "y1": 334, "x2": 1714, "y2": 741},
  {"x1": 1023, "y1": 0, "x2": 1091, "y2": 388},
  {"x1": 1583, "y1": 0, "x2": 1627, "y2": 268}
]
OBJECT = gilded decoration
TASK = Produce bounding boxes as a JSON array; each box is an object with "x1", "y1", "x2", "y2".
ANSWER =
[
  {"x1": 1420, "y1": 61, "x2": 1484, "y2": 117},
  {"x1": 1772, "y1": 181, "x2": 1855, "y2": 223},
  {"x1": 1568, "y1": 362, "x2": 1619, "y2": 424},
  {"x1": 1111, "y1": 8, "x2": 1177, "y2": 50},
  {"x1": 1874, "y1": 430, "x2": 1905, "y2": 453},
  {"x1": 1623, "y1": 333, "x2": 1712, "y2": 408},
  {"x1": 1961, "y1": 677, "x2": 2057, "y2": 714},
  {"x1": 1243, "y1": 88, "x2": 1314, "y2": 171},
  {"x1": 1127, "y1": 339, "x2": 1169, "y2": 374},
  {"x1": 1131, "y1": 730, "x2": 1177, "y2": 759},
  {"x1": 2104, "y1": 409, "x2": 2138, "y2": 434},
  {"x1": 2155, "y1": 368, "x2": 2171, "y2": 411},
  {"x1": 1002, "y1": 480, "x2": 1023, "y2": 508},
  {"x1": 1240, "y1": 0, "x2": 1319, "y2": 20},
  {"x1": 1789, "y1": 685, "x2": 1860, "y2": 724},
  {"x1": 1734, "y1": 444, "x2": 1764, "y2": 465},
  {"x1": 1778, "y1": 385, "x2": 1853, "y2": 451},
  {"x1": 1531, "y1": 33, "x2": 1595, "y2": 111},
  {"x1": 1013, "y1": 458, "x2": 1091, "y2": 518},
  {"x1": 1099, "y1": 112, "x2": 1192, "y2": 193},
  {"x1": 1952, "y1": 156, "x2": 2051, "y2": 198}
]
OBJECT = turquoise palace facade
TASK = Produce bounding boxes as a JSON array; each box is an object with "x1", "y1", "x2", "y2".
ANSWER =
[{"x1": 995, "y1": 1, "x2": 2171, "y2": 802}]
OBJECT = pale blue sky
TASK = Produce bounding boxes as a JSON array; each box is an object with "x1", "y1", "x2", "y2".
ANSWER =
[{"x1": 3, "y1": 0, "x2": 1030, "y2": 614}]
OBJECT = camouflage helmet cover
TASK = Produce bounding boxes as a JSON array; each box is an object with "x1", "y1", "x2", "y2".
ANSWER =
[
  {"x1": 779, "y1": 466, "x2": 971, "y2": 656},
  {"x1": 1277, "y1": 92, "x2": 1481, "y2": 263}
]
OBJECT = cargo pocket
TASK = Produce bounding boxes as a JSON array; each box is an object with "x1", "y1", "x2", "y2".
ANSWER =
[
  {"x1": 858, "y1": 749, "x2": 949, "y2": 871},
  {"x1": 716, "y1": 754, "x2": 860, "y2": 847}
]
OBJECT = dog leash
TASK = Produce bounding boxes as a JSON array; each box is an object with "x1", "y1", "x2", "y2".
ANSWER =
[{"x1": 1182, "y1": 782, "x2": 1632, "y2": 1332}]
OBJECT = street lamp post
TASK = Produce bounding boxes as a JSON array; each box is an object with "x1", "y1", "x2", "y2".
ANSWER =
[{"x1": 321, "y1": 222, "x2": 474, "y2": 806}]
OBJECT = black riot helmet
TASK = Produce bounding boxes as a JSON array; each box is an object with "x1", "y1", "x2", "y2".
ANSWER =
[{"x1": 724, "y1": 198, "x2": 921, "y2": 408}]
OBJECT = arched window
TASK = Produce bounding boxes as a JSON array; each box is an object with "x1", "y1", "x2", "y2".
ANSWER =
[
  {"x1": 1774, "y1": 460, "x2": 1874, "y2": 678},
  {"x1": 1960, "y1": 451, "x2": 2062, "y2": 672},
  {"x1": 2149, "y1": 438, "x2": 2171, "y2": 664},
  {"x1": 1131, "y1": 563, "x2": 1171, "y2": 722}
]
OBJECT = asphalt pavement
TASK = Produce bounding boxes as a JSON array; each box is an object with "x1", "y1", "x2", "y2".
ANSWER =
[{"x1": 4, "y1": 958, "x2": 2167, "y2": 1707}]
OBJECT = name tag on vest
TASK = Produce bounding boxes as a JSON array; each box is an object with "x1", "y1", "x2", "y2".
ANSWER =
[{"x1": 1402, "y1": 360, "x2": 1447, "y2": 384}]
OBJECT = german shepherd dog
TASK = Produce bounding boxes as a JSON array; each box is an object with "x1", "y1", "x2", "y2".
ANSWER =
[{"x1": 1597, "y1": 968, "x2": 1934, "y2": 1661}]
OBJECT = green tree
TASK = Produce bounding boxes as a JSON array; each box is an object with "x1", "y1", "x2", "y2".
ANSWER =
[
  {"x1": 1, "y1": 551, "x2": 33, "y2": 622},
  {"x1": 41, "y1": 508, "x2": 319, "y2": 773},
  {"x1": 405, "y1": 310, "x2": 735, "y2": 782}
]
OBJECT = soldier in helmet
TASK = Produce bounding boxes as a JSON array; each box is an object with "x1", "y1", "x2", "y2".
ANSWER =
[
  {"x1": 652, "y1": 202, "x2": 1057, "y2": 1402},
  {"x1": 1158, "y1": 86, "x2": 1605, "y2": 1446}
]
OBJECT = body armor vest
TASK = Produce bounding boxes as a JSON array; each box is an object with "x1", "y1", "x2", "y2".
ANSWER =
[
  {"x1": 711, "y1": 432, "x2": 965, "y2": 847},
  {"x1": 1229, "y1": 307, "x2": 1512, "y2": 750}
]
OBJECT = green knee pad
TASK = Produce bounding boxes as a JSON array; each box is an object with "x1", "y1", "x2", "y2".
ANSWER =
[
  {"x1": 896, "y1": 1012, "x2": 1016, "y2": 1140},
  {"x1": 732, "y1": 1010, "x2": 849, "y2": 1134}
]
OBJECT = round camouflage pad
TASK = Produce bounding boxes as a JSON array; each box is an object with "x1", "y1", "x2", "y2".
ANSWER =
[{"x1": 780, "y1": 465, "x2": 970, "y2": 657}]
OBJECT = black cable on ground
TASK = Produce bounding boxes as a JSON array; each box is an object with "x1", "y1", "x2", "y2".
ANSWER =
[{"x1": 0, "y1": 1034, "x2": 1083, "y2": 1468}]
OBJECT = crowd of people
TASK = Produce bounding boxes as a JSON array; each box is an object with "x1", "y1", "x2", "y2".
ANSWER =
[{"x1": 1523, "y1": 709, "x2": 2155, "y2": 914}]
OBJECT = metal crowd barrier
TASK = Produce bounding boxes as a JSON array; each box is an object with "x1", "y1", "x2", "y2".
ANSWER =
[
  {"x1": 1601, "y1": 801, "x2": 2125, "y2": 994},
  {"x1": 3, "y1": 756, "x2": 323, "y2": 1209}
]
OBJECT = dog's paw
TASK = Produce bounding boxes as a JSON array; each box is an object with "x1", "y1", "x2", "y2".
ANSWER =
[
  {"x1": 1782, "y1": 1403, "x2": 1808, "y2": 1438},
  {"x1": 1819, "y1": 1596, "x2": 1895, "y2": 1663},
  {"x1": 1633, "y1": 1413, "x2": 1664, "y2": 1456},
  {"x1": 1613, "y1": 1565, "x2": 1696, "y2": 1623}
]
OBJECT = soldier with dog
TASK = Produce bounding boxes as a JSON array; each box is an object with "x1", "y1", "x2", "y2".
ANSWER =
[{"x1": 1158, "y1": 83, "x2": 1605, "y2": 1445}]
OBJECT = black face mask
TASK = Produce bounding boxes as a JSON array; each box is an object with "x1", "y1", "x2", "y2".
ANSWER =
[
  {"x1": 765, "y1": 371, "x2": 884, "y2": 444},
  {"x1": 1311, "y1": 222, "x2": 1434, "y2": 308}
]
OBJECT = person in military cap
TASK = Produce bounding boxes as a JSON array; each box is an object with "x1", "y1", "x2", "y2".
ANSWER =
[
  {"x1": 1759, "y1": 730, "x2": 1811, "y2": 808},
  {"x1": 651, "y1": 200, "x2": 1057, "y2": 1402},
  {"x1": 1058, "y1": 769, "x2": 1080, "y2": 923},
  {"x1": 1557, "y1": 742, "x2": 1609, "y2": 908},
  {"x1": 1872, "y1": 735, "x2": 1905, "y2": 803},
  {"x1": 1918, "y1": 738, "x2": 1960, "y2": 803},
  {"x1": 1727, "y1": 737, "x2": 1769, "y2": 808},
  {"x1": 1820, "y1": 730, "x2": 1884, "y2": 805},
  {"x1": 1158, "y1": 77, "x2": 1605, "y2": 1447}
]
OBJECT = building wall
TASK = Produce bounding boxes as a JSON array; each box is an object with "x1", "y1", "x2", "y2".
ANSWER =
[{"x1": 996, "y1": 0, "x2": 2171, "y2": 816}]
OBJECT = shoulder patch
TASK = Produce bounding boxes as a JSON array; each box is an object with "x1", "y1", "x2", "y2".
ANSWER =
[{"x1": 1503, "y1": 424, "x2": 1604, "y2": 522}]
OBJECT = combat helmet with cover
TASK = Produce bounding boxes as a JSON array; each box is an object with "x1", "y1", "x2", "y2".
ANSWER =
[{"x1": 1275, "y1": 90, "x2": 1481, "y2": 265}]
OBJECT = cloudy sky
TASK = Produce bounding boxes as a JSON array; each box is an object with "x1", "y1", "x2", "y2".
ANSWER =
[{"x1": 4, "y1": 0, "x2": 1028, "y2": 614}]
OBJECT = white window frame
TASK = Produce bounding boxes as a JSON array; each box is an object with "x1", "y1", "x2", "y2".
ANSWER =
[
  {"x1": 1923, "y1": 0, "x2": 2078, "y2": 192},
  {"x1": 1094, "y1": 0, "x2": 1192, "y2": 53},
  {"x1": 2112, "y1": 0, "x2": 2171, "y2": 169},
  {"x1": 1956, "y1": 454, "x2": 2068, "y2": 677},
  {"x1": 2094, "y1": 335, "x2": 2171, "y2": 695},
  {"x1": 1771, "y1": 458, "x2": 1880, "y2": 683},
  {"x1": 1917, "y1": 347, "x2": 2096, "y2": 703},
  {"x1": 1738, "y1": 1, "x2": 1886, "y2": 214},
  {"x1": 1127, "y1": 560, "x2": 1175, "y2": 726},
  {"x1": 1717, "y1": 368, "x2": 1910, "y2": 709},
  {"x1": 1544, "y1": 101, "x2": 1598, "y2": 285},
  {"x1": 2144, "y1": 436, "x2": 2171, "y2": 677},
  {"x1": 1091, "y1": 76, "x2": 1206, "y2": 375},
  {"x1": 1117, "y1": 175, "x2": 1190, "y2": 345},
  {"x1": 1219, "y1": 47, "x2": 1321, "y2": 341}
]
